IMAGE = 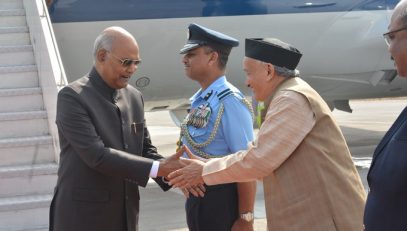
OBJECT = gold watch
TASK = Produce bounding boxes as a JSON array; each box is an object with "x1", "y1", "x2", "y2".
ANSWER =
[{"x1": 240, "y1": 212, "x2": 254, "y2": 222}]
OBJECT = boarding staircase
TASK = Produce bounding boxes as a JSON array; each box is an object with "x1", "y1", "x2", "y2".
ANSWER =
[{"x1": 0, "y1": 0, "x2": 65, "y2": 230}]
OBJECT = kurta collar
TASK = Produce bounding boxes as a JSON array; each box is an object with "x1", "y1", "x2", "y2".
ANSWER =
[
  {"x1": 88, "y1": 67, "x2": 118, "y2": 102},
  {"x1": 269, "y1": 77, "x2": 299, "y2": 100},
  {"x1": 190, "y1": 76, "x2": 227, "y2": 101}
]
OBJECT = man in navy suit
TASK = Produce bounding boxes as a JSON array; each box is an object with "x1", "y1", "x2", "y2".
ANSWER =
[{"x1": 364, "y1": 0, "x2": 407, "y2": 230}]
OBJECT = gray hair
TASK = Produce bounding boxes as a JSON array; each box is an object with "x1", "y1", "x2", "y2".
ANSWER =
[
  {"x1": 395, "y1": 0, "x2": 407, "y2": 27},
  {"x1": 274, "y1": 65, "x2": 300, "y2": 78},
  {"x1": 93, "y1": 31, "x2": 115, "y2": 59},
  {"x1": 257, "y1": 60, "x2": 300, "y2": 78}
]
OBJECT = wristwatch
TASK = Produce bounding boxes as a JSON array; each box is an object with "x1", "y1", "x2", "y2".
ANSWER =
[{"x1": 240, "y1": 212, "x2": 254, "y2": 222}]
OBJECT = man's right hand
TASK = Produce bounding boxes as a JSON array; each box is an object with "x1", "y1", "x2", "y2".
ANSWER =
[{"x1": 157, "y1": 146, "x2": 186, "y2": 177}]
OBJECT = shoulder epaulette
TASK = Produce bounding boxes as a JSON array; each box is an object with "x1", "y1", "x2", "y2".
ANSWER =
[{"x1": 217, "y1": 88, "x2": 233, "y2": 101}]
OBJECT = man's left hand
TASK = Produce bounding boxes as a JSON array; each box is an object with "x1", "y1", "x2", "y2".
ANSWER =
[{"x1": 181, "y1": 184, "x2": 206, "y2": 198}]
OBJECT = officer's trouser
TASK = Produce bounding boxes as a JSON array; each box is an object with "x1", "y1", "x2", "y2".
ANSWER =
[{"x1": 185, "y1": 183, "x2": 238, "y2": 231}]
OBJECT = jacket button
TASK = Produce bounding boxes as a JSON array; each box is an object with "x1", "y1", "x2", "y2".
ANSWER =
[{"x1": 124, "y1": 144, "x2": 129, "y2": 149}]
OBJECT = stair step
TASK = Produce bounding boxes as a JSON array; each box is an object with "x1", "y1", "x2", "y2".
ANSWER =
[
  {"x1": 13, "y1": 228, "x2": 49, "y2": 231},
  {"x1": 0, "y1": 111, "x2": 49, "y2": 139},
  {"x1": 0, "y1": 136, "x2": 55, "y2": 167},
  {"x1": 0, "y1": 64, "x2": 36, "y2": 73},
  {"x1": 0, "y1": 163, "x2": 58, "y2": 179},
  {"x1": 0, "y1": 69, "x2": 38, "y2": 89},
  {"x1": 0, "y1": 48, "x2": 35, "y2": 66},
  {"x1": 0, "y1": 45, "x2": 34, "y2": 67},
  {"x1": 0, "y1": 9, "x2": 25, "y2": 16},
  {"x1": 0, "y1": 0, "x2": 24, "y2": 10},
  {"x1": 0, "y1": 12, "x2": 26, "y2": 28},
  {"x1": 0, "y1": 164, "x2": 58, "y2": 197},
  {"x1": 0, "y1": 195, "x2": 51, "y2": 230},
  {"x1": 0, "y1": 26, "x2": 28, "y2": 34},
  {"x1": 0, "y1": 110, "x2": 47, "y2": 121},
  {"x1": 24, "y1": 228, "x2": 48, "y2": 231},
  {"x1": 0, "y1": 27, "x2": 30, "y2": 46},
  {"x1": 0, "y1": 45, "x2": 32, "y2": 53},
  {"x1": 0, "y1": 194, "x2": 53, "y2": 212},
  {"x1": 0, "y1": 87, "x2": 41, "y2": 96},
  {"x1": 0, "y1": 87, "x2": 44, "y2": 112},
  {"x1": 0, "y1": 136, "x2": 53, "y2": 148}
]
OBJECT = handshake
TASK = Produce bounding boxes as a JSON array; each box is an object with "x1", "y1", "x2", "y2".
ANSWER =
[{"x1": 157, "y1": 145, "x2": 208, "y2": 197}]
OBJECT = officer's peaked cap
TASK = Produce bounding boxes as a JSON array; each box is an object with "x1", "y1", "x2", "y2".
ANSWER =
[{"x1": 180, "y1": 23, "x2": 239, "y2": 54}]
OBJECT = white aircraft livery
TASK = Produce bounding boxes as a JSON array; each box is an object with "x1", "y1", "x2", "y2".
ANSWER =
[{"x1": 49, "y1": 0, "x2": 404, "y2": 120}]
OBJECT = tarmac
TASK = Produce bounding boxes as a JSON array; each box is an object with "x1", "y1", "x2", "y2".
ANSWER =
[{"x1": 138, "y1": 98, "x2": 407, "y2": 231}]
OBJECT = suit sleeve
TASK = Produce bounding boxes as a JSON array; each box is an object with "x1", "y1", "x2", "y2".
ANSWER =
[
  {"x1": 141, "y1": 125, "x2": 171, "y2": 191},
  {"x1": 202, "y1": 91, "x2": 316, "y2": 184},
  {"x1": 56, "y1": 87, "x2": 153, "y2": 187}
]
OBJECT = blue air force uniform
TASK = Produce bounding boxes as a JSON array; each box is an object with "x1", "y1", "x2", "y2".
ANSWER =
[
  {"x1": 179, "y1": 23, "x2": 254, "y2": 231},
  {"x1": 181, "y1": 77, "x2": 254, "y2": 231},
  {"x1": 182, "y1": 76, "x2": 254, "y2": 158}
]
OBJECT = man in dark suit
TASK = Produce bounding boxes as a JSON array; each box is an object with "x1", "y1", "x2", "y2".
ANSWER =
[
  {"x1": 364, "y1": 0, "x2": 407, "y2": 230},
  {"x1": 49, "y1": 26, "x2": 183, "y2": 231}
]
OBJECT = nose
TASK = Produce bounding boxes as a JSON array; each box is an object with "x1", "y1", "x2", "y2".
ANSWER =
[
  {"x1": 182, "y1": 55, "x2": 188, "y2": 64},
  {"x1": 127, "y1": 63, "x2": 138, "y2": 73}
]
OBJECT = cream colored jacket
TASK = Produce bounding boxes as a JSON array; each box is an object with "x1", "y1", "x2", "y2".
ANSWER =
[{"x1": 203, "y1": 77, "x2": 366, "y2": 231}]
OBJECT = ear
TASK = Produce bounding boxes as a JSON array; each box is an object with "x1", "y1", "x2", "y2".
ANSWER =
[
  {"x1": 97, "y1": 49, "x2": 107, "y2": 63},
  {"x1": 208, "y1": 51, "x2": 219, "y2": 66},
  {"x1": 266, "y1": 63, "x2": 275, "y2": 81}
]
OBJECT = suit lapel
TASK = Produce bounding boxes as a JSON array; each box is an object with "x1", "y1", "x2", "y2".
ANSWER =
[
  {"x1": 374, "y1": 106, "x2": 407, "y2": 156},
  {"x1": 369, "y1": 106, "x2": 407, "y2": 171}
]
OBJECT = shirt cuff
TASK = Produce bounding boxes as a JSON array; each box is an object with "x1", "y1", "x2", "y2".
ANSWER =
[{"x1": 149, "y1": 161, "x2": 159, "y2": 178}]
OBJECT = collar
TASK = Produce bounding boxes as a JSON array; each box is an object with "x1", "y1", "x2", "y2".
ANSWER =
[
  {"x1": 190, "y1": 76, "x2": 227, "y2": 101},
  {"x1": 88, "y1": 67, "x2": 118, "y2": 103}
]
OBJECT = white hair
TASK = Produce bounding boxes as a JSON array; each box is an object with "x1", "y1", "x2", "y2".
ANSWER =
[
  {"x1": 92, "y1": 26, "x2": 136, "y2": 59},
  {"x1": 93, "y1": 31, "x2": 115, "y2": 59},
  {"x1": 256, "y1": 59, "x2": 300, "y2": 78},
  {"x1": 395, "y1": 0, "x2": 407, "y2": 27}
]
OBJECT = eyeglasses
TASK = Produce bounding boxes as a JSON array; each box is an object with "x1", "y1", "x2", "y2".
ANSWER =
[
  {"x1": 108, "y1": 52, "x2": 141, "y2": 67},
  {"x1": 383, "y1": 26, "x2": 407, "y2": 46}
]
